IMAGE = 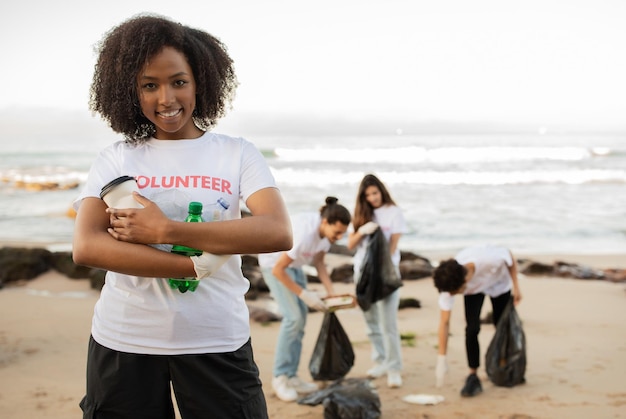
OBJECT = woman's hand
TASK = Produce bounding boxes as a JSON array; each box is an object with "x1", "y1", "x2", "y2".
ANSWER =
[
  {"x1": 106, "y1": 192, "x2": 171, "y2": 244},
  {"x1": 513, "y1": 287, "x2": 523, "y2": 305}
]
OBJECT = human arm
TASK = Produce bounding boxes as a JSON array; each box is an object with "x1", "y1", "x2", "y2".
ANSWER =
[
  {"x1": 271, "y1": 253, "x2": 301, "y2": 295},
  {"x1": 346, "y1": 222, "x2": 378, "y2": 250},
  {"x1": 106, "y1": 187, "x2": 292, "y2": 255},
  {"x1": 72, "y1": 197, "x2": 196, "y2": 277},
  {"x1": 388, "y1": 232, "x2": 402, "y2": 256},
  {"x1": 271, "y1": 252, "x2": 327, "y2": 311},
  {"x1": 508, "y1": 250, "x2": 522, "y2": 305},
  {"x1": 436, "y1": 309, "x2": 452, "y2": 387},
  {"x1": 437, "y1": 309, "x2": 451, "y2": 356},
  {"x1": 312, "y1": 251, "x2": 335, "y2": 296}
]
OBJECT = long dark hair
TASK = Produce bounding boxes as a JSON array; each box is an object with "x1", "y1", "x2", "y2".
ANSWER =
[{"x1": 352, "y1": 174, "x2": 396, "y2": 231}]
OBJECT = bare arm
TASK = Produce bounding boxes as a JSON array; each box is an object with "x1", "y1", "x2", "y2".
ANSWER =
[
  {"x1": 72, "y1": 197, "x2": 196, "y2": 277},
  {"x1": 509, "y1": 251, "x2": 522, "y2": 305},
  {"x1": 312, "y1": 251, "x2": 335, "y2": 296},
  {"x1": 347, "y1": 231, "x2": 364, "y2": 250},
  {"x1": 388, "y1": 232, "x2": 401, "y2": 255},
  {"x1": 270, "y1": 253, "x2": 301, "y2": 295},
  {"x1": 106, "y1": 187, "x2": 292, "y2": 255},
  {"x1": 438, "y1": 309, "x2": 451, "y2": 355}
]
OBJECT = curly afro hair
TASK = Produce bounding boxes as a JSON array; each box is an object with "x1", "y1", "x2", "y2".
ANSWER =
[
  {"x1": 89, "y1": 14, "x2": 238, "y2": 143},
  {"x1": 433, "y1": 259, "x2": 467, "y2": 293}
]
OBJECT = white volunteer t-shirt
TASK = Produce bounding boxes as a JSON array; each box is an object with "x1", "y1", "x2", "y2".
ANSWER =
[
  {"x1": 353, "y1": 204, "x2": 408, "y2": 278},
  {"x1": 73, "y1": 132, "x2": 276, "y2": 355},
  {"x1": 438, "y1": 245, "x2": 514, "y2": 311},
  {"x1": 258, "y1": 212, "x2": 330, "y2": 269}
]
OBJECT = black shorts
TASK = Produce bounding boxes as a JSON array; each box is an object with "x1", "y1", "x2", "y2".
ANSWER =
[{"x1": 80, "y1": 336, "x2": 268, "y2": 419}]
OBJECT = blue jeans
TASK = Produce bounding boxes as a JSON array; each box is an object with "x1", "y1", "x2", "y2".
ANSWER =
[
  {"x1": 262, "y1": 267, "x2": 308, "y2": 378},
  {"x1": 362, "y1": 288, "x2": 403, "y2": 372}
]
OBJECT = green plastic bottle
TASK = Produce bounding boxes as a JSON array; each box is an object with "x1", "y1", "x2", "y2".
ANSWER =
[{"x1": 169, "y1": 202, "x2": 204, "y2": 293}]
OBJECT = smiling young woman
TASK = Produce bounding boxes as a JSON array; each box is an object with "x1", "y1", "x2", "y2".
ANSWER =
[{"x1": 73, "y1": 14, "x2": 292, "y2": 419}]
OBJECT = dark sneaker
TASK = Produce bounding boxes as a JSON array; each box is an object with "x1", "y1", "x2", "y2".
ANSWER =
[{"x1": 460, "y1": 373, "x2": 483, "y2": 397}]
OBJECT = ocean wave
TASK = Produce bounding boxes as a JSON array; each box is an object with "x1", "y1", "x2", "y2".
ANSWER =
[
  {"x1": 273, "y1": 146, "x2": 607, "y2": 164},
  {"x1": 270, "y1": 167, "x2": 626, "y2": 186}
]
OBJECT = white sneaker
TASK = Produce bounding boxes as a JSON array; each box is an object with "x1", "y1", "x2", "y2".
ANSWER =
[
  {"x1": 387, "y1": 371, "x2": 403, "y2": 388},
  {"x1": 287, "y1": 376, "x2": 318, "y2": 394},
  {"x1": 272, "y1": 375, "x2": 298, "y2": 402},
  {"x1": 367, "y1": 363, "x2": 387, "y2": 378}
]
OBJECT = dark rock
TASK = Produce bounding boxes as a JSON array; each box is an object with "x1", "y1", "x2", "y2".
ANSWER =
[
  {"x1": 399, "y1": 297, "x2": 421, "y2": 309},
  {"x1": 89, "y1": 269, "x2": 107, "y2": 291},
  {"x1": 0, "y1": 247, "x2": 52, "y2": 287},
  {"x1": 481, "y1": 311, "x2": 493, "y2": 324},
  {"x1": 554, "y1": 261, "x2": 605, "y2": 279},
  {"x1": 603, "y1": 269, "x2": 626, "y2": 282},
  {"x1": 241, "y1": 254, "x2": 269, "y2": 294},
  {"x1": 248, "y1": 306, "x2": 281, "y2": 323},
  {"x1": 306, "y1": 273, "x2": 320, "y2": 283},
  {"x1": 329, "y1": 243, "x2": 355, "y2": 257},
  {"x1": 241, "y1": 254, "x2": 259, "y2": 267},
  {"x1": 48, "y1": 251, "x2": 93, "y2": 279},
  {"x1": 399, "y1": 259, "x2": 434, "y2": 280},
  {"x1": 519, "y1": 261, "x2": 553, "y2": 275},
  {"x1": 330, "y1": 264, "x2": 354, "y2": 283},
  {"x1": 520, "y1": 260, "x2": 611, "y2": 280},
  {"x1": 400, "y1": 251, "x2": 431, "y2": 263}
]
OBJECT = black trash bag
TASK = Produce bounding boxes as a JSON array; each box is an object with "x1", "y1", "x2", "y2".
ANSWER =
[
  {"x1": 298, "y1": 378, "x2": 381, "y2": 419},
  {"x1": 309, "y1": 312, "x2": 355, "y2": 381},
  {"x1": 486, "y1": 297, "x2": 527, "y2": 387},
  {"x1": 355, "y1": 228, "x2": 403, "y2": 311}
]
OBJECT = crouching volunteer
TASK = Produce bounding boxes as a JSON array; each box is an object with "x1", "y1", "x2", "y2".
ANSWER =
[
  {"x1": 433, "y1": 244, "x2": 522, "y2": 397},
  {"x1": 259, "y1": 197, "x2": 351, "y2": 402}
]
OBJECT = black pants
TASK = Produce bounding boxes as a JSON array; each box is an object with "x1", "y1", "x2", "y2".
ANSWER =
[
  {"x1": 464, "y1": 291, "x2": 511, "y2": 369},
  {"x1": 80, "y1": 336, "x2": 268, "y2": 419}
]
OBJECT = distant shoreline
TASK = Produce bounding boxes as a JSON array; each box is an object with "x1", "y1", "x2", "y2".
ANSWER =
[{"x1": 2, "y1": 239, "x2": 625, "y2": 271}]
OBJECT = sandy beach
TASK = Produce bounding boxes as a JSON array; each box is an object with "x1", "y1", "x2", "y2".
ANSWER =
[{"x1": 1, "y1": 251, "x2": 625, "y2": 418}]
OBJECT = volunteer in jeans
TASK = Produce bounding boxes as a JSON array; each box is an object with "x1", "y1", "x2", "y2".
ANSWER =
[
  {"x1": 433, "y1": 244, "x2": 522, "y2": 397},
  {"x1": 348, "y1": 173, "x2": 408, "y2": 389},
  {"x1": 259, "y1": 197, "x2": 351, "y2": 402}
]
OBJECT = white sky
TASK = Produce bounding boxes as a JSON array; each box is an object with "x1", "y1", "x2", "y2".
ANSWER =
[{"x1": 1, "y1": 0, "x2": 625, "y2": 128}]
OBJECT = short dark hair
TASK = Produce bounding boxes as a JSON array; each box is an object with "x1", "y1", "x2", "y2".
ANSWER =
[
  {"x1": 433, "y1": 259, "x2": 467, "y2": 293},
  {"x1": 89, "y1": 14, "x2": 237, "y2": 142}
]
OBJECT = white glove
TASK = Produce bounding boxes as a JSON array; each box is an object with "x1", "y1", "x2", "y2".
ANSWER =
[
  {"x1": 435, "y1": 354, "x2": 448, "y2": 387},
  {"x1": 357, "y1": 221, "x2": 379, "y2": 235},
  {"x1": 190, "y1": 253, "x2": 230, "y2": 279},
  {"x1": 299, "y1": 289, "x2": 328, "y2": 312}
]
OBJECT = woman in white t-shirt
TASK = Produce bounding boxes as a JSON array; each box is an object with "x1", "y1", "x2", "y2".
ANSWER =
[
  {"x1": 432, "y1": 245, "x2": 522, "y2": 398},
  {"x1": 347, "y1": 174, "x2": 408, "y2": 389},
  {"x1": 72, "y1": 15, "x2": 292, "y2": 419},
  {"x1": 258, "y1": 197, "x2": 351, "y2": 402}
]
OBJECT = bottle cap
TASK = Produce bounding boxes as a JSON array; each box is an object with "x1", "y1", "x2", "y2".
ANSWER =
[
  {"x1": 217, "y1": 197, "x2": 230, "y2": 210},
  {"x1": 188, "y1": 201, "x2": 203, "y2": 214}
]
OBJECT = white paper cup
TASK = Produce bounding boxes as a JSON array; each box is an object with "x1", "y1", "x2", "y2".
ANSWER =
[{"x1": 100, "y1": 176, "x2": 143, "y2": 209}]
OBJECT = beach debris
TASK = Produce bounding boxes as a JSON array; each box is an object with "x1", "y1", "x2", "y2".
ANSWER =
[
  {"x1": 298, "y1": 378, "x2": 381, "y2": 419},
  {"x1": 402, "y1": 393, "x2": 445, "y2": 405}
]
